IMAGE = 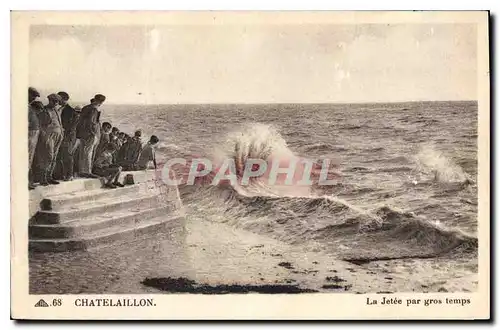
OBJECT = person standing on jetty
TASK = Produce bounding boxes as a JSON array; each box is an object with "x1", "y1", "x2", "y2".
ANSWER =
[
  {"x1": 71, "y1": 105, "x2": 83, "y2": 175},
  {"x1": 37, "y1": 93, "x2": 64, "y2": 186},
  {"x1": 28, "y1": 87, "x2": 41, "y2": 190},
  {"x1": 76, "y1": 94, "x2": 106, "y2": 178},
  {"x1": 57, "y1": 91, "x2": 79, "y2": 181}
]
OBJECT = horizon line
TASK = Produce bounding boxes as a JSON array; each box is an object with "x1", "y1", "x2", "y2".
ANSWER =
[{"x1": 70, "y1": 99, "x2": 478, "y2": 106}]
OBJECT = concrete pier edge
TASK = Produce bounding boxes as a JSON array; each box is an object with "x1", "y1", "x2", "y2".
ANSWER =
[{"x1": 28, "y1": 170, "x2": 185, "y2": 252}]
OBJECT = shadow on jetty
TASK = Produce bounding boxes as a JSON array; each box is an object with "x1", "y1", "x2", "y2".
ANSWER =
[{"x1": 142, "y1": 277, "x2": 318, "y2": 294}]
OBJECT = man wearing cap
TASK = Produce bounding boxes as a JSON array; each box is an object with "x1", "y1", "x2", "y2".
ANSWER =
[
  {"x1": 28, "y1": 87, "x2": 41, "y2": 189},
  {"x1": 76, "y1": 94, "x2": 106, "y2": 178},
  {"x1": 54, "y1": 91, "x2": 80, "y2": 181},
  {"x1": 37, "y1": 93, "x2": 64, "y2": 185},
  {"x1": 28, "y1": 86, "x2": 40, "y2": 104},
  {"x1": 71, "y1": 106, "x2": 83, "y2": 175}
]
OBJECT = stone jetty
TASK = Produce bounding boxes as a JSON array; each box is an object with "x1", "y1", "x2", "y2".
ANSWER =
[{"x1": 28, "y1": 170, "x2": 184, "y2": 252}]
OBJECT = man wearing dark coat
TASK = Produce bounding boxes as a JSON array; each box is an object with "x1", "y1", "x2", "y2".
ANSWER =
[
  {"x1": 56, "y1": 91, "x2": 79, "y2": 180},
  {"x1": 37, "y1": 93, "x2": 63, "y2": 185},
  {"x1": 28, "y1": 87, "x2": 41, "y2": 189},
  {"x1": 76, "y1": 94, "x2": 106, "y2": 178}
]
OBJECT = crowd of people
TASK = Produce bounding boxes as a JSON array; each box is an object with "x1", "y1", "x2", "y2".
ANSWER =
[{"x1": 28, "y1": 87, "x2": 160, "y2": 190}]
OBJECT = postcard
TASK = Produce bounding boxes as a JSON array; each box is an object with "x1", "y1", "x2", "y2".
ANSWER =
[{"x1": 11, "y1": 10, "x2": 490, "y2": 320}]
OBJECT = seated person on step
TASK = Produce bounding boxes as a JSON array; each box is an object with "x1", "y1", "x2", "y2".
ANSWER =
[
  {"x1": 110, "y1": 126, "x2": 119, "y2": 141},
  {"x1": 115, "y1": 132, "x2": 125, "y2": 149},
  {"x1": 117, "y1": 130, "x2": 143, "y2": 170},
  {"x1": 94, "y1": 121, "x2": 112, "y2": 162},
  {"x1": 135, "y1": 135, "x2": 159, "y2": 170},
  {"x1": 93, "y1": 143, "x2": 125, "y2": 189},
  {"x1": 115, "y1": 133, "x2": 129, "y2": 164}
]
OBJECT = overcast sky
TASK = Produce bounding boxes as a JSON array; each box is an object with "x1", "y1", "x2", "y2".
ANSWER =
[{"x1": 29, "y1": 24, "x2": 477, "y2": 104}]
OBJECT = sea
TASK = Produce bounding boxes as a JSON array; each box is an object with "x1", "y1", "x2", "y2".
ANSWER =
[{"x1": 103, "y1": 101, "x2": 478, "y2": 290}]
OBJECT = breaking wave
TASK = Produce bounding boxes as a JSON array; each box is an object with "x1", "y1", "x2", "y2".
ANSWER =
[
  {"x1": 414, "y1": 145, "x2": 473, "y2": 184},
  {"x1": 172, "y1": 124, "x2": 476, "y2": 263},
  {"x1": 179, "y1": 183, "x2": 477, "y2": 262},
  {"x1": 170, "y1": 123, "x2": 341, "y2": 197}
]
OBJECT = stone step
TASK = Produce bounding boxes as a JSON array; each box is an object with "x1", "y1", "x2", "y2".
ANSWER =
[
  {"x1": 119, "y1": 170, "x2": 159, "y2": 185},
  {"x1": 31, "y1": 191, "x2": 163, "y2": 225},
  {"x1": 30, "y1": 178, "x2": 104, "y2": 198},
  {"x1": 29, "y1": 170, "x2": 160, "y2": 218},
  {"x1": 40, "y1": 184, "x2": 142, "y2": 211},
  {"x1": 29, "y1": 170, "x2": 158, "y2": 200},
  {"x1": 29, "y1": 214, "x2": 183, "y2": 252},
  {"x1": 29, "y1": 205, "x2": 175, "y2": 239}
]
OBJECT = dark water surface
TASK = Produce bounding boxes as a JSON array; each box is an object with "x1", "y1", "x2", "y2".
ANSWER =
[{"x1": 106, "y1": 101, "x2": 477, "y2": 250}]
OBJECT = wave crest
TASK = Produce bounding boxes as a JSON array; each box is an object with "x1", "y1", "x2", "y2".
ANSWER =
[{"x1": 414, "y1": 145, "x2": 473, "y2": 184}]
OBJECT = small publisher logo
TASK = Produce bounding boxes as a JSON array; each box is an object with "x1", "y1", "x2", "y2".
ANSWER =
[{"x1": 34, "y1": 299, "x2": 49, "y2": 307}]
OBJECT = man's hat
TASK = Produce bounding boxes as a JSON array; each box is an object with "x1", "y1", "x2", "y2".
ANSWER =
[
  {"x1": 134, "y1": 130, "x2": 142, "y2": 137},
  {"x1": 150, "y1": 135, "x2": 159, "y2": 144},
  {"x1": 94, "y1": 94, "x2": 106, "y2": 103},
  {"x1": 57, "y1": 91, "x2": 70, "y2": 101},
  {"x1": 28, "y1": 87, "x2": 40, "y2": 97},
  {"x1": 74, "y1": 105, "x2": 82, "y2": 112},
  {"x1": 47, "y1": 93, "x2": 62, "y2": 102}
]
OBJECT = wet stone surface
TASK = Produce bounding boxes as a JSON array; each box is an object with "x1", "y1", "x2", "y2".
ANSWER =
[{"x1": 29, "y1": 227, "x2": 187, "y2": 294}]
